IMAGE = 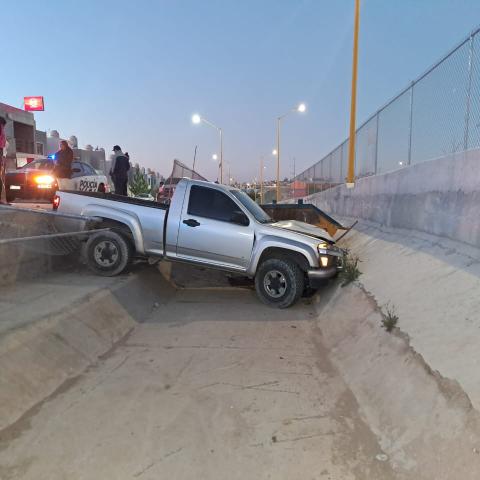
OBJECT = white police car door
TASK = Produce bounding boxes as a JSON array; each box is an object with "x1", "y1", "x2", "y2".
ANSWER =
[{"x1": 76, "y1": 162, "x2": 101, "y2": 192}]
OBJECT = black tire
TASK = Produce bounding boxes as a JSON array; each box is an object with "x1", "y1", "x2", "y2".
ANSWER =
[
  {"x1": 84, "y1": 230, "x2": 131, "y2": 276},
  {"x1": 255, "y1": 258, "x2": 304, "y2": 308}
]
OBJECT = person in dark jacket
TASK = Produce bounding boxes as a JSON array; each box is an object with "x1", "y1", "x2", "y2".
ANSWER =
[
  {"x1": 110, "y1": 145, "x2": 130, "y2": 195},
  {"x1": 54, "y1": 140, "x2": 74, "y2": 178}
]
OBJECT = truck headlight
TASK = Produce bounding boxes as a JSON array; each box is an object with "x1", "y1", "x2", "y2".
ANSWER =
[
  {"x1": 320, "y1": 256, "x2": 329, "y2": 267},
  {"x1": 317, "y1": 242, "x2": 328, "y2": 253}
]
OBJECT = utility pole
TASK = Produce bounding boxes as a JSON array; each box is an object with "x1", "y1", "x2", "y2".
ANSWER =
[
  {"x1": 192, "y1": 145, "x2": 198, "y2": 172},
  {"x1": 260, "y1": 156, "x2": 264, "y2": 203},
  {"x1": 347, "y1": 0, "x2": 361, "y2": 187},
  {"x1": 220, "y1": 128, "x2": 223, "y2": 184},
  {"x1": 292, "y1": 156, "x2": 296, "y2": 198}
]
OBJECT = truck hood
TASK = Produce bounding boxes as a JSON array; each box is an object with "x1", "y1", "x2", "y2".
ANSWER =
[{"x1": 271, "y1": 220, "x2": 334, "y2": 243}]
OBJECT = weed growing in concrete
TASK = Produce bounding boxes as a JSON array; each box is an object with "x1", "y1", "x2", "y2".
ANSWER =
[
  {"x1": 339, "y1": 253, "x2": 361, "y2": 287},
  {"x1": 382, "y1": 303, "x2": 398, "y2": 332}
]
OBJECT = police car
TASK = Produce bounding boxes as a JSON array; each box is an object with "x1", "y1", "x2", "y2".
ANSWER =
[{"x1": 6, "y1": 158, "x2": 110, "y2": 203}]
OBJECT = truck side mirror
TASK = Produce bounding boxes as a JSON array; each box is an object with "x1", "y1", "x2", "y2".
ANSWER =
[{"x1": 231, "y1": 211, "x2": 249, "y2": 226}]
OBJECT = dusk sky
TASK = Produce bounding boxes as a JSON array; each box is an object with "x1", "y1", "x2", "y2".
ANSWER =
[{"x1": 3, "y1": 0, "x2": 480, "y2": 181}]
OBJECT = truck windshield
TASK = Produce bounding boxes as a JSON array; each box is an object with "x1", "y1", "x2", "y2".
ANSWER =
[{"x1": 231, "y1": 190, "x2": 273, "y2": 224}]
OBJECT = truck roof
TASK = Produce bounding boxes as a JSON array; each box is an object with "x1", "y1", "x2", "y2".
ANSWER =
[{"x1": 178, "y1": 178, "x2": 239, "y2": 193}]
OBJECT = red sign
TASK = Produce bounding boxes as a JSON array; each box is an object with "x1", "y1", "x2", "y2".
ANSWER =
[{"x1": 24, "y1": 96, "x2": 45, "y2": 111}]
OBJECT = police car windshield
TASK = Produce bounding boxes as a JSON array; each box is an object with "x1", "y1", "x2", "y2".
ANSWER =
[{"x1": 21, "y1": 159, "x2": 54, "y2": 171}]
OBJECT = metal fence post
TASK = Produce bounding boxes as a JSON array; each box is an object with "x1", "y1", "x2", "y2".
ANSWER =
[
  {"x1": 374, "y1": 112, "x2": 380, "y2": 174},
  {"x1": 407, "y1": 82, "x2": 414, "y2": 165},
  {"x1": 464, "y1": 33, "x2": 475, "y2": 151}
]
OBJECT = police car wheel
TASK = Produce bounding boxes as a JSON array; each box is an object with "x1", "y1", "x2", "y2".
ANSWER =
[{"x1": 85, "y1": 231, "x2": 131, "y2": 276}]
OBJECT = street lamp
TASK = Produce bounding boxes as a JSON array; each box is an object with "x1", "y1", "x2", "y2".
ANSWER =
[
  {"x1": 275, "y1": 102, "x2": 306, "y2": 202},
  {"x1": 192, "y1": 113, "x2": 224, "y2": 183},
  {"x1": 259, "y1": 149, "x2": 276, "y2": 204},
  {"x1": 212, "y1": 154, "x2": 218, "y2": 161}
]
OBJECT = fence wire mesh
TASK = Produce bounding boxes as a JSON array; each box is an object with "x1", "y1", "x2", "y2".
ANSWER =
[{"x1": 289, "y1": 27, "x2": 480, "y2": 202}]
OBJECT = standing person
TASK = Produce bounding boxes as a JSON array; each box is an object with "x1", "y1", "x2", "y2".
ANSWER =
[
  {"x1": 53, "y1": 140, "x2": 74, "y2": 190},
  {"x1": 0, "y1": 117, "x2": 7, "y2": 204},
  {"x1": 156, "y1": 181, "x2": 165, "y2": 202},
  {"x1": 110, "y1": 145, "x2": 130, "y2": 195}
]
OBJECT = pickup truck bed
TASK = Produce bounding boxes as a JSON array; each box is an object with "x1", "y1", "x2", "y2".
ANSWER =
[{"x1": 61, "y1": 191, "x2": 168, "y2": 210}]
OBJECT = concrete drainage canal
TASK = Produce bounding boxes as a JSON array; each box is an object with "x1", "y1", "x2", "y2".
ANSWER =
[{"x1": 1, "y1": 259, "x2": 479, "y2": 479}]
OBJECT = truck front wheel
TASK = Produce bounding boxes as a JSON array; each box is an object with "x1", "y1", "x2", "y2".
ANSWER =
[
  {"x1": 84, "y1": 230, "x2": 131, "y2": 276},
  {"x1": 255, "y1": 258, "x2": 304, "y2": 308}
]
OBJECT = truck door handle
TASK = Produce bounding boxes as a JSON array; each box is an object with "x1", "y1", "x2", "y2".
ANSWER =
[{"x1": 183, "y1": 219, "x2": 200, "y2": 227}]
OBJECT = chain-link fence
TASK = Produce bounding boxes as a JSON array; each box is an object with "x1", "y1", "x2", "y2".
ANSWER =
[{"x1": 289, "y1": 26, "x2": 480, "y2": 200}]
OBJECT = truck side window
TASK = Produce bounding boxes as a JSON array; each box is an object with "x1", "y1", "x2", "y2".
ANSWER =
[{"x1": 188, "y1": 185, "x2": 239, "y2": 222}]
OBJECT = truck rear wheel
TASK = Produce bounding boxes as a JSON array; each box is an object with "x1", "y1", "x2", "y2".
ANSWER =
[
  {"x1": 255, "y1": 258, "x2": 304, "y2": 308},
  {"x1": 84, "y1": 230, "x2": 131, "y2": 276}
]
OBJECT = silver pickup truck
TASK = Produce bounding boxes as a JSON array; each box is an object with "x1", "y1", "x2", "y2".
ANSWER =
[{"x1": 55, "y1": 179, "x2": 343, "y2": 308}]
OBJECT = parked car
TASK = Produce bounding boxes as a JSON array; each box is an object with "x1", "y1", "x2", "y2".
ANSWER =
[
  {"x1": 54, "y1": 179, "x2": 343, "y2": 308},
  {"x1": 6, "y1": 158, "x2": 109, "y2": 203}
]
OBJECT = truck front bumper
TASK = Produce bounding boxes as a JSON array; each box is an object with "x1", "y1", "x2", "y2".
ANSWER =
[
  {"x1": 307, "y1": 266, "x2": 338, "y2": 288},
  {"x1": 307, "y1": 249, "x2": 344, "y2": 288}
]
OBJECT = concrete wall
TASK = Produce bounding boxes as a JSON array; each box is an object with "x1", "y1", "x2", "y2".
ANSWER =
[
  {"x1": 0, "y1": 208, "x2": 83, "y2": 286},
  {"x1": 299, "y1": 149, "x2": 480, "y2": 247},
  {"x1": 0, "y1": 210, "x2": 53, "y2": 286}
]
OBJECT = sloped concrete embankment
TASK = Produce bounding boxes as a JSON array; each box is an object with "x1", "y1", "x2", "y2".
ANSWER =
[
  {"x1": 0, "y1": 268, "x2": 174, "y2": 432},
  {"x1": 317, "y1": 231, "x2": 480, "y2": 480},
  {"x1": 315, "y1": 253, "x2": 480, "y2": 479}
]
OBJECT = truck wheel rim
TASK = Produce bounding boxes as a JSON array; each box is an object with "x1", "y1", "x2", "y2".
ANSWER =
[
  {"x1": 264, "y1": 270, "x2": 287, "y2": 298},
  {"x1": 94, "y1": 240, "x2": 119, "y2": 267}
]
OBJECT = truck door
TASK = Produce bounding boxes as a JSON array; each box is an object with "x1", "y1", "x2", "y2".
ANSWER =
[{"x1": 176, "y1": 184, "x2": 254, "y2": 271}]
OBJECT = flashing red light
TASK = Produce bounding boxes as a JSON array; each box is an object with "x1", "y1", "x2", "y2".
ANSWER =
[
  {"x1": 52, "y1": 195, "x2": 60, "y2": 210},
  {"x1": 24, "y1": 96, "x2": 45, "y2": 112}
]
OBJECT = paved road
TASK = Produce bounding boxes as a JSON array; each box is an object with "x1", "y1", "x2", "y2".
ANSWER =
[{"x1": 0, "y1": 276, "x2": 398, "y2": 480}]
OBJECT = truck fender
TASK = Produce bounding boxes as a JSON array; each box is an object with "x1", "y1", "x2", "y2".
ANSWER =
[
  {"x1": 247, "y1": 236, "x2": 318, "y2": 276},
  {"x1": 80, "y1": 205, "x2": 145, "y2": 254}
]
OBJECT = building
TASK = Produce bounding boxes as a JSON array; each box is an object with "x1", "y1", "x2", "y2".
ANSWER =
[
  {"x1": 0, "y1": 102, "x2": 46, "y2": 170},
  {"x1": 145, "y1": 168, "x2": 164, "y2": 190}
]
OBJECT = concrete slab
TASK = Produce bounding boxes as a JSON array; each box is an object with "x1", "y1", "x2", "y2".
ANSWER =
[
  {"x1": 0, "y1": 271, "x2": 127, "y2": 335},
  {"x1": 0, "y1": 284, "x2": 398, "y2": 480}
]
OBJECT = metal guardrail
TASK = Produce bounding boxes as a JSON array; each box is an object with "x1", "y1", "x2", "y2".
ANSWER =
[
  {"x1": 0, "y1": 204, "x2": 105, "y2": 255},
  {"x1": 0, "y1": 204, "x2": 102, "y2": 223},
  {"x1": 0, "y1": 228, "x2": 110, "y2": 245}
]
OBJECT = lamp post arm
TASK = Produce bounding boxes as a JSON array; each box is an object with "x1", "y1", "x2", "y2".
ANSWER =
[{"x1": 200, "y1": 117, "x2": 220, "y2": 131}]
